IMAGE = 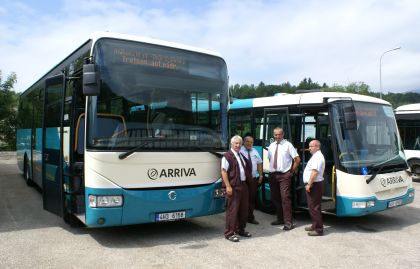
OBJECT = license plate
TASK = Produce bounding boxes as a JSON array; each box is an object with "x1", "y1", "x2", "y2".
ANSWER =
[
  {"x1": 388, "y1": 199, "x2": 402, "y2": 208},
  {"x1": 155, "y1": 211, "x2": 186, "y2": 222}
]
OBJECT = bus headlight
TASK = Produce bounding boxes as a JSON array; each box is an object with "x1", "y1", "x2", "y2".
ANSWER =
[
  {"x1": 88, "y1": 195, "x2": 123, "y2": 208},
  {"x1": 409, "y1": 191, "x2": 415, "y2": 198},
  {"x1": 214, "y1": 188, "x2": 225, "y2": 198},
  {"x1": 352, "y1": 200, "x2": 375, "y2": 209}
]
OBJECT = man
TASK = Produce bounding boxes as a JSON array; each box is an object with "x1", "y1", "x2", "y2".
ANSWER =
[
  {"x1": 240, "y1": 135, "x2": 263, "y2": 225},
  {"x1": 268, "y1": 127, "x2": 301, "y2": 230},
  {"x1": 221, "y1": 135, "x2": 252, "y2": 242},
  {"x1": 303, "y1": 139, "x2": 325, "y2": 236}
]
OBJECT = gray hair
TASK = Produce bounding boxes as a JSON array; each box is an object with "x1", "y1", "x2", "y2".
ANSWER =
[{"x1": 230, "y1": 135, "x2": 243, "y2": 144}]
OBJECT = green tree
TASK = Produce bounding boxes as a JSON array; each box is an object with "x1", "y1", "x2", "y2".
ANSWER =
[{"x1": 0, "y1": 70, "x2": 18, "y2": 150}]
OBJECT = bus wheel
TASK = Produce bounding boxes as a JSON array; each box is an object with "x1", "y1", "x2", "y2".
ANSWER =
[
  {"x1": 23, "y1": 156, "x2": 34, "y2": 187},
  {"x1": 409, "y1": 159, "x2": 420, "y2": 182}
]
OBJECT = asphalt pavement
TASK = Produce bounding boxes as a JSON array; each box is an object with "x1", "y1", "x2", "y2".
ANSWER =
[{"x1": 1, "y1": 152, "x2": 420, "y2": 268}]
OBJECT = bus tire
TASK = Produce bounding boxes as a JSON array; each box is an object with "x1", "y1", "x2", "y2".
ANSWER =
[
  {"x1": 23, "y1": 155, "x2": 35, "y2": 187},
  {"x1": 408, "y1": 159, "x2": 420, "y2": 182}
]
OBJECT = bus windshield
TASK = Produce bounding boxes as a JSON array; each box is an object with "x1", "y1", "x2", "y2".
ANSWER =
[
  {"x1": 86, "y1": 38, "x2": 228, "y2": 150},
  {"x1": 331, "y1": 101, "x2": 406, "y2": 175}
]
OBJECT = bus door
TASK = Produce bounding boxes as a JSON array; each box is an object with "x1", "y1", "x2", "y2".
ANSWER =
[
  {"x1": 257, "y1": 108, "x2": 290, "y2": 212},
  {"x1": 42, "y1": 74, "x2": 65, "y2": 217},
  {"x1": 297, "y1": 113, "x2": 335, "y2": 212}
]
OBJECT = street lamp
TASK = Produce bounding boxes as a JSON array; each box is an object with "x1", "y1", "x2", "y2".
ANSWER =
[{"x1": 379, "y1": 47, "x2": 401, "y2": 99}]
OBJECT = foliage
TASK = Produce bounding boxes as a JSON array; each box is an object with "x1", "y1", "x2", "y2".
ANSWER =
[
  {"x1": 229, "y1": 78, "x2": 420, "y2": 108},
  {"x1": 0, "y1": 70, "x2": 18, "y2": 150}
]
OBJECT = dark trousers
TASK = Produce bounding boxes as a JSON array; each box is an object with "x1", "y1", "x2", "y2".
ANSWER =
[
  {"x1": 247, "y1": 177, "x2": 258, "y2": 220},
  {"x1": 269, "y1": 171, "x2": 293, "y2": 225},
  {"x1": 306, "y1": 181, "x2": 324, "y2": 233},
  {"x1": 224, "y1": 182, "x2": 249, "y2": 237}
]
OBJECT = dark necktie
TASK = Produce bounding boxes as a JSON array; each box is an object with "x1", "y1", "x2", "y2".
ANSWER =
[
  {"x1": 247, "y1": 149, "x2": 251, "y2": 161},
  {"x1": 273, "y1": 143, "x2": 279, "y2": 170},
  {"x1": 239, "y1": 154, "x2": 246, "y2": 170}
]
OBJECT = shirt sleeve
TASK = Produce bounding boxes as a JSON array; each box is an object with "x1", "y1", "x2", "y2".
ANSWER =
[
  {"x1": 221, "y1": 157, "x2": 229, "y2": 171},
  {"x1": 288, "y1": 143, "x2": 299, "y2": 159},
  {"x1": 254, "y1": 149, "x2": 263, "y2": 164}
]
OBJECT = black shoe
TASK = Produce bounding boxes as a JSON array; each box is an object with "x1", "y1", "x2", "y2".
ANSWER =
[
  {"x1": 271, "y1": 220, "x2": 284, "y2": 225},
  {"x1": 248, "y1": 218, "x2": 259, "y2": 225},
  {"x1": 237, "y1": 231, "x2": 252, "y2": 237},
  {"x1": 226, "y1": 234, "x2": 240, "y2": 242},
  {"x1": 283, "y1": 223, "x2": 295, "y2": 231}
]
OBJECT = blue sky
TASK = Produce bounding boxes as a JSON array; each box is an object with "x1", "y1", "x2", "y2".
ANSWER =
[{"x1": 1, "y1": 0, "x2": 420, "y2": 93}]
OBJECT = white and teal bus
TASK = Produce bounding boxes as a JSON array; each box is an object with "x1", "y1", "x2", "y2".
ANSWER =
[
  {"x1": 16, "y1": 32, "x2": 228, "y2": 227},
  {"x1": 395, "y1": 104, "x2": 420, "y2": 181},
  {"x1": 229, "y1": 92, "x2": 414, "y2": 216}
]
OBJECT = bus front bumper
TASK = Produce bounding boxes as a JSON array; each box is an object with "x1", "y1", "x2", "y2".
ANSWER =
[
  {"x1": 336, "y1": 187, "x2": 415, "y2": 216},
  {"x1": 84, "y1": 183, "x2": 225, "y2": 227}
]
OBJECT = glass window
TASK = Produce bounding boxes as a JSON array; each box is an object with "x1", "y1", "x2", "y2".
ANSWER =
[
  {"x1": 86, "y1": 38, "x2": 228, "y2": 151},
  {"x1": 331, "y1": 102, "x2": 405, "y2": 175}
]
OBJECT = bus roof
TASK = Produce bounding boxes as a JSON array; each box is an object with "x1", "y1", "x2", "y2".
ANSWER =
[
  {"x1": 90, "y1": 31, "x2": 222, "y2": 58},
  {"x1": 395, "y1": 103, "x2": 420, "y2": 114},
  {"x1": 230, "y1": 91, "x2": 390, "y2": 109}
]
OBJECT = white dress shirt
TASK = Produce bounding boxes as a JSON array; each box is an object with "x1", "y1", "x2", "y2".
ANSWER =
[
  {"x1": 240, "y1": 146, "x2": 262, "y2": 178},
  {"x1": 267, "y1": 139, "x2": 299, "y2": 173},
  {"x1": 303, "y1": 150, "x2": 325, "y2": 183},
  {"x1": 221, "y1": 149, "x2": 247, "y2": 181}
]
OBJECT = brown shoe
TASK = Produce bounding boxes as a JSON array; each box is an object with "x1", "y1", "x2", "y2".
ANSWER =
[
  {"x1": 308, "y1": 231, "x2": 323, "y2": 236},
  {"x1": 304, "y1": 226, "x2": 313, "y2": 231}
]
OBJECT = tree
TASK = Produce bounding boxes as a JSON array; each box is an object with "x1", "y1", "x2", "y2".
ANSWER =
[{"x1": 0, "y1": 70, "x2": 18, "y2": 150}]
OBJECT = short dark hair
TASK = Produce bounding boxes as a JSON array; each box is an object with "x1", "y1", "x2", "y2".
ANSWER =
[{"x1": 243, "y1": 133, "x2": 253, "y2": 139}]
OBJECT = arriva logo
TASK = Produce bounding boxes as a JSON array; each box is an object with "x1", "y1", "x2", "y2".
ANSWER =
[
  {"x1": 147, "y1": 168, "x2": 197, "y2": 180},
  {"x1": 380, "y1": 176, "x2": 404, "y2": 187}
]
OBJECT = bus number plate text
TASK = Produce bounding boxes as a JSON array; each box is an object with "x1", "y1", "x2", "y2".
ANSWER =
[
  {"x1": 388, "y1": 199, "x2": 402, "y2": 208},
  {"x1": 155, "y1": 211, "x2": 186, "y2": 222}
]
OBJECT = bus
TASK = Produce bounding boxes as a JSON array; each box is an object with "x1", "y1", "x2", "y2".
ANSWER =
[
  {"x1": 229, "y1": 92, "x2": 414, "y2": 216},
  {"x1": 16, "y1": 32, "x2": 228, "y2": 227},
  {"x1": 395, "y1": 103, "x2": 420, "y2": 181}
]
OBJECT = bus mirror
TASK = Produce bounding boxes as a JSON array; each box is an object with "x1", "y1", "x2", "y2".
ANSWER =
[
  {"x1": 83, "y1": 64, "x2": 100, "y2": 96},
  {"x1": 343, "y1": 103, "x2": 357, "y2": 130}
]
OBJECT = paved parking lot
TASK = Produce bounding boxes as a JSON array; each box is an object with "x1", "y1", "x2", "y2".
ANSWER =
[{"x1": 1, "y1": 152, "x2": 420, "y2": 268}]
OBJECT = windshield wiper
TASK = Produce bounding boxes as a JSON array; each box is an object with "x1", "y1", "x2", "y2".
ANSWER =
[
  {"x1": 366, "y1": 154, "x2": 402, "y2": 184},
  {"x1": 118, "y1": 139, "x2": 161, "y2": 160}
]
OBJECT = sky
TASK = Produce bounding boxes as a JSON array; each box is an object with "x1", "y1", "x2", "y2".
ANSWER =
[{"x1": 1, "y1": 0, "x2": 420, "y2": 94}]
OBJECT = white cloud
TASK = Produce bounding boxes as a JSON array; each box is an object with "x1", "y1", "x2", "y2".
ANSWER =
[{"x1": 2, "y1": 0, "x2": 420, "y2": 93}]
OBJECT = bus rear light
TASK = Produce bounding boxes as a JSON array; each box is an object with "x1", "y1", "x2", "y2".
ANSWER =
[{"x1": 88, "y1": 195, "x2": 123, "y2": 208}]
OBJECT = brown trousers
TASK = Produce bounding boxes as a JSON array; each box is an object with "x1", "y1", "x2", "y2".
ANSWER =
[
  {"x1": 306, "y1": 181, "x2": 324, "y2": 233},
  {"x1": 224, "y1": 182, "x2": 249, "y2": 237},
  {"x1": 269, "y1": 171, "x2": 293, "y2": 225},
  {"x1": 247, "y1": 177, "x2": 258, "y2": 220}
]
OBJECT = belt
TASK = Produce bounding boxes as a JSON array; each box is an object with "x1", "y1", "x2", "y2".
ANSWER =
[{"x1": 270, "y1": 171, "x2": 288, "y2": 174}]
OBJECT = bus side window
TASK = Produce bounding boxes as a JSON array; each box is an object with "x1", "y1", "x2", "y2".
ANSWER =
[{"x1": 75, "y1": 114, "x2": 85, "y2": 156}]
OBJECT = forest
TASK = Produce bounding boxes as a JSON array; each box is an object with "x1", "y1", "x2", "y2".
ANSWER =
[{"x1": 1, "y1": 71, "x2": 419, "y2": 150}]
